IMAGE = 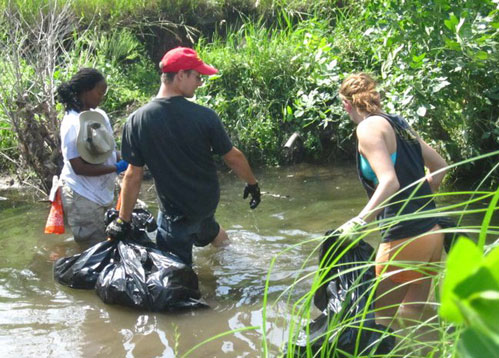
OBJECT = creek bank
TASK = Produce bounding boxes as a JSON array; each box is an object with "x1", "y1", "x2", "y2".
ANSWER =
[{"x1": 0, "y1": 174, "x2": 21, "y2": 191}]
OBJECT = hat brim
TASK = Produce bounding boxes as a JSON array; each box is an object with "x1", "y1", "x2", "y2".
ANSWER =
[
  {"x1": 194, "y1": 63, "x2": 218, "y2": 75},
  {"x1": 77, "y1": 111, "x2": 114, "y2": 165}
]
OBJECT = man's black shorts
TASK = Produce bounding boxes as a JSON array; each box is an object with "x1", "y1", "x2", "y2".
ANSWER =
[{"x1": 156, "y1": 211, "x2": 220, "y2": 265}]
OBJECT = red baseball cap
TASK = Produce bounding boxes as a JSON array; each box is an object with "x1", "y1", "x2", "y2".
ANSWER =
[{"x1": 160, "y1": 47, "x2": 218, "y2": 75}]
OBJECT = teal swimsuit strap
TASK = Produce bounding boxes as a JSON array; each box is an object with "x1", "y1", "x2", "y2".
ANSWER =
[{"x1": 360, "y1": 152, "x2": 397, "y2": 186}]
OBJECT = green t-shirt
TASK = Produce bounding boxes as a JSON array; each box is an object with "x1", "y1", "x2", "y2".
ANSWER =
[{"x1": 122, "y1": 96, "x2": 233, "y2": 220}]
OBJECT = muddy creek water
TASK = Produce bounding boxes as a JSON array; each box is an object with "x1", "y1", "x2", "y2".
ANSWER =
[{"x1": 0, "y1": 164, "x2": 489, "y2": 358}]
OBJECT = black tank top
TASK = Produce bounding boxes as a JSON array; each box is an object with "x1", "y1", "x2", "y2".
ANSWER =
[{"x1": 356, "y1": 114, "x2": 437, "y2": 242}]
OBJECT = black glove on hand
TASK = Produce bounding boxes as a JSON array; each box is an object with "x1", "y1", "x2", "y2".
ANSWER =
[
  {"x1": 105, "y1": 217, "x2": 131, "y2": 241},
  {"x1": 243, "y1": 183, "x2": 261, "y2": 209}
]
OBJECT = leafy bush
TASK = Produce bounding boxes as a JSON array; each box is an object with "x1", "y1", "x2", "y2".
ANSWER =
[
  {"x1": 196, "y1": 16, "x2": 349, "y2": 164},
  {"x1": 197, "y1": 0, "x2": 498, "y2": 182},
  {"x1": 352, "y1": 0, "x2": 499, "y2": 184}
]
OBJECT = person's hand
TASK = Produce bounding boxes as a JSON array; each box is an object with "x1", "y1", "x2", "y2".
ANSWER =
[
  {"x1": 115, "y1": 160, "x2": 128, "y2": 174},
  {"x1": 337, "y1": 216, "x2": 367, "y2": 247},
  {"x1": 106, "y1": 217, "x2": 131, "y2": 241},
  {"x1": 243, "y1": 183, "x2": 261, "y2": 209}
]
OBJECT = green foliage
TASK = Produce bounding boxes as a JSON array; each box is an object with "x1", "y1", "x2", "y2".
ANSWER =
[
  {"x1": 57, "y1": 27, "x2": 157, "y2": 119},
  {"x1": 0, "y1": 0, "x2": 498, "y2": 183},
  {"x1": 196, "y1": 16, "x2": 349, "y2": 164},
  {"x1": 341, "y1": 0, "x2": 499, "y2": 183},
  {"x1": 0, "y1": 0, "x2": 319, "y2": 27},
  {"x1": 194, "y1": 0, "x2": 498, "y2": 174},
  {"x1": 440, "y1": 237, "x2": 499, "y2": 357}
]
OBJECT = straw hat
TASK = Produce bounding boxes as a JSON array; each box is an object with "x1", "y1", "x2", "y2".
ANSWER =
[{"x1": 77, "y1": 111, "x2": 114, "y2": 164}]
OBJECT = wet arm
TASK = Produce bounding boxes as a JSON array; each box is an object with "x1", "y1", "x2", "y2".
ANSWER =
[
  {"x1": 223, "y1": 147, "x2": 257, "y2": 185},
  {"x1": 118, "y1": 164, "x2": 144, "y2": 222}
]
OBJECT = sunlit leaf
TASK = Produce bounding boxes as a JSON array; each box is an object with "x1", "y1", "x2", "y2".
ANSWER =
[
  {"x1": 440, "y1": 238, "x2": 483, "y2": 323},
  {"x1": 444, "y1": 38, "x2": 461, "y2": 50},
  {"x1": 483, "y1": 245, "x2": 499, "y2": 283},
  {"x1": 454, "y1": 267, "x2": 499, "y2": 299},
  {"x1": 433, "y1": 80, "x2": 451, "y2": 93},
  {"x1": 412, "y1": 53, "x2": 426, "y2": 62},
  {"x1": 468, "y1": 291, "x2": 499, "y2": 337},
  {"x1": 363, "y1": 28, "x2": 375, "y2": 36},
  {"x1": 474, "y1": 51, "x2": 489, "y2": 60},
  {"x1": 417, "y1": 106, "x2": 427, "y2": 117},
  {"x1": 401, "y1": 95, "x2": 413, "y2": 106},
  {"x1": 444, "y1": 13, "x2": 459, "y2": 31},
  {"x1": 458, "y1": 328, "x2": 499, "y2": 358}
]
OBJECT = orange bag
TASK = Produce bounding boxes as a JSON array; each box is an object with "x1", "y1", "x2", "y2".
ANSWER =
[
  {"x1": 115, "y1": 191, "x2": 122, "y2": 211},
  {"x1": 44, "y1": 187, "x2": 65, "y2": 234}
]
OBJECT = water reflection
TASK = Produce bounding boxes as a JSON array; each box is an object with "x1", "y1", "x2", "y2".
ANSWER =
[{"x1": 0, "y1": 164, "x2": 494, "y2": 357}]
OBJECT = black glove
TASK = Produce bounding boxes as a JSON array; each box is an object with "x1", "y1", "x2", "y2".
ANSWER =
[
  {"x1": 243, "y1": 183, "x2": 261, "y2": 209},
  {"x1": 105, "y1": 217, "x2": 131, "y2": 241}
]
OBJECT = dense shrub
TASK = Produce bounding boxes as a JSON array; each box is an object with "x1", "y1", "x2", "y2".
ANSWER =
[
  {"x1": 196, "y1": 17, "x2": 348, "y2": 165},
  {"x1": 0, "y1": 0, "x2": 497, "y2": 188},
  {"x1": 197, "y1": 0, "x2": 498, "y2": 184},
  {"x1": 353, "y1": 0, "x2": 499, "y2": 185}
]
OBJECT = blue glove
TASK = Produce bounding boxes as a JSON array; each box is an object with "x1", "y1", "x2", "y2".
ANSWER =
[{"x1": 115, "y1": 160, "x2": 128, "y2": 174}]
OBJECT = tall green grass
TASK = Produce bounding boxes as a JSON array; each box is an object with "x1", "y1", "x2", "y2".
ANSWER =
[
  {"x1": 0, "y1": 0, "x2": 326, "y2": 25},
  {"x1": 196, "y1": 15, "x2": 343, "y2": 164},
  {"x1": 179, "y1": 151, "x2": 499, "y2": 357}
]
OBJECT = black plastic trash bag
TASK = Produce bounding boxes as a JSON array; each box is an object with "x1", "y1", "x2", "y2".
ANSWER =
[
  {"x1": 54, "y1": 240, "x2": 116, "y2": 289},
  {"x1": 289, "y1": 230, "x2": 394, "y2": 357},
  {"x1": 54, "y1": 208, "x2": 156, "y2": 288},
  {"x1": 95, "y1": 241, "x2": 207, "y2": 311},
  {"x1": 54, "y1": 208, "x2": 208, "y2": 311}
]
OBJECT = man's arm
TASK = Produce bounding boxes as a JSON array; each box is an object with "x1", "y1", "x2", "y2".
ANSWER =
[
  {"x1": 222, "y1": 147, "x2": 257, "y2": 184},
  {"x1": 118, "y1": 164, "x2": 144, "y2": 222},
  {"x1": 223, "y1": 147, "x2": 261, "y2": 209}
]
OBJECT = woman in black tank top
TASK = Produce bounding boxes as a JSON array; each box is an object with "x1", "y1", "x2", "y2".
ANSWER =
[{"x1": 338, "y1": 73, "x2": 448, "y2": 325}]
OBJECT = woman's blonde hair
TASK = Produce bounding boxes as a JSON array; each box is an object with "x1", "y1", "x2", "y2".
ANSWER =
[{"x1": 339, "y1": 73, "x2": 382, "y2": 114}]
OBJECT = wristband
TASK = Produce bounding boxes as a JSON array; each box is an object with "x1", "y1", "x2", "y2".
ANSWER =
[{"x1": 352, "y1": 216, "x2": 367, "y2": 226}]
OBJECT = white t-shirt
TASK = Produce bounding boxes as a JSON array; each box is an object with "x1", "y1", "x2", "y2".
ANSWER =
[{"x1": 60, "y1": 108, "x2": 117, "y2": 206}]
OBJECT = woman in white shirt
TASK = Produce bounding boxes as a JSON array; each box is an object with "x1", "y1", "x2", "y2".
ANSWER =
[{"x1": 56, "y1": 68, "x2": 127, "y2": 247}]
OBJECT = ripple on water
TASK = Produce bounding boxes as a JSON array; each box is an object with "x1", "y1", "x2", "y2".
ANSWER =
[
  {"x1": 0, "y1": 297, "x2": 87, "y2": 358},
  {"x1": 194, "y1": 226, "x2": 319, "y2": 312},
  {"x1": 0, "y1": 268, "x2": 38, "y2": 299}
]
